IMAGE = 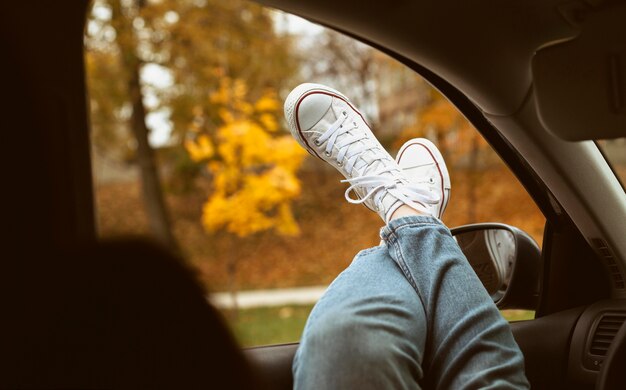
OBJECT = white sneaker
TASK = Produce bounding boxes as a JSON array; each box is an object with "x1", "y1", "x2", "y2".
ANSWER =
[
  {"x1": 395, "y1": 138, "x2": 451, "y2": 219},
  {"x1": 284, "y1": 83, "x2": 439, "y2": 222}
]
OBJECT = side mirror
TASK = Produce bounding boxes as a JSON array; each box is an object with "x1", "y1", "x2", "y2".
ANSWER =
[{"x1": 451, "y1": 223, "x2": 541, "y2": 310}]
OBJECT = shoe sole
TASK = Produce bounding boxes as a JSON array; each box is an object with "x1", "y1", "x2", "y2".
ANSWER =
[
  {"x1": 284, "y1": 83, "x2": 371, "y2": 161},
  {"x1": 396, "y1": 138, "x2": 451, "y2": 218}
]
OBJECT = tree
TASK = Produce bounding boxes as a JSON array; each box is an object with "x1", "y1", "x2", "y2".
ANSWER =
[
  {"x1": 301, "y1": 30, "x2": 378, "y2": 123},
  {"x1": 85, "y1": 0, "x2": 300, "y2": 250},
  {"x1": 110, "y1": 0, "x2": 180, "y2": 250},
  {"x1": 185, "y1": 77, "x2": 306, "y2": 311},
  {"x1": 154, "y1": 0, "x2": 299, "y2": 157},
  {"x1": 396, "y1": 88, "x2": 490, "y2": 223},
  {"x1": 86, "y1": 0, "x2": 178, "y2": 250}
]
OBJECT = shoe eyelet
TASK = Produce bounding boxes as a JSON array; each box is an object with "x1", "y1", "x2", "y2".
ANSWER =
[
  {"x1": 314, "y1": 139, "x2": 321, "y2": 146},
  {"x1": 325, "y1": 151, "x2": 331, "y2": 157},
  {"x1": 353, "y1": 122, "x2": 357, "y2": 126},
  {"x1": 337, "y1": 161, "x2": 343, "y2": 167},
  {"x1": 429, "y1": 178, "x2": 435, "y2": 184},
  {"x1": 342, "y1": 111, "x2": 347, "y2": 116}
]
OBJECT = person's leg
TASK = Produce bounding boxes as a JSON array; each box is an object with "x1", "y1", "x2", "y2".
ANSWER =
[
  {"x1": 293, "y1": 244, "x2": 427, "y2": 390},
  {"x1": 285, "y1": 83, "x2": 528, "y2": 389},
  {"x1": 382, "y1": 216, "x2": 528, "y2": 389},
  {"x1": 293, "y1": 216, "x2": 528, "y2": 390}
]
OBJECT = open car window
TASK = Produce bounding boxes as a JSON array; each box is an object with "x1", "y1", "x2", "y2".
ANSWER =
[{"x1": 85, "y1": 1, "x2": 544, "y2": 347}]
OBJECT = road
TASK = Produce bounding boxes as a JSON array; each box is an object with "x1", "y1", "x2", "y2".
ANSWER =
[{"x1": 208, "y1": 285, "x2": 328, "y2": 309}]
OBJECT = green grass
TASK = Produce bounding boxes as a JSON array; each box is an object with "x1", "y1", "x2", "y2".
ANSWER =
[
  {"x1": 226, "y1": 305, "x2": 535, "y2": 347},
  {"x1": 501, "y1": 310, "x2": 535, "y2": 322},
  {"x1": 227, "y1": 305, "x2": 314, "y2": 347}
]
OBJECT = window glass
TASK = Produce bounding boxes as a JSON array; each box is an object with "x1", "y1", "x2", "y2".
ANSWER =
[{"x1": 85, "y1": 1, "x2": 544, "y2": 346}]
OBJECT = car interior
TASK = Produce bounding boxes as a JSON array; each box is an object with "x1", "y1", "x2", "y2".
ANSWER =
[{"x1": 2, "y1": 0, "x2": 625, "y2": 389}]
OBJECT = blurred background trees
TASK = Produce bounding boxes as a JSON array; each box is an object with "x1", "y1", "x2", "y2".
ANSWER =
[
  {"x1": 86, "y1": 0, "x2": 298, "y2": 251},
  {"x1": 85, "y1": 0, "x2": 547, "y2": 295},
  {"x1": 184, "y1": 77, "x2": 305, "y2": 309},
  {"x1": 87, "y1": 0, "x2": 177, "y2": 249}
]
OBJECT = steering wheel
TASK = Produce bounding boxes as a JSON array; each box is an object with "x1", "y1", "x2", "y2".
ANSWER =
[{"x1": 596, "y1": 320, "x2": 626, "y2": 390}]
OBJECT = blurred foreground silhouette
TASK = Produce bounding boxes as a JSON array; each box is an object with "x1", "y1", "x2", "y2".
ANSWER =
[{"x1": 2, "y1": 241, "x2": 258, "y2": 388}]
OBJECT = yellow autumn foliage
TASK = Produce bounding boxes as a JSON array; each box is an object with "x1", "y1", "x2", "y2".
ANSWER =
[
  {"x1": 185, "y1": 77, "x2": 306, "y2": 237},
  {"x1": 255, "y1": 95, "x2": 280, "y2": 112},
  {"x1": 184, "y1": 134, "x2": 214, "y2": 162}
]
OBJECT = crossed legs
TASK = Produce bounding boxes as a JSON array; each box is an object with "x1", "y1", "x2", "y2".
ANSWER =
[{"x1": 293, "y1": 217, "x2": 528, "y2": 389}]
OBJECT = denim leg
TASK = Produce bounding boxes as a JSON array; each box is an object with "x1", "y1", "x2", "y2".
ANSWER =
[
  {"x1": 294, "y1": 215, "x2": 529, "y2": 389},
  {"x1": 382, "y1": 216, "x2": 529, "y2": 389},
  {"x1": 293, "y1": 245, "x2": 427, "y2": 390}
]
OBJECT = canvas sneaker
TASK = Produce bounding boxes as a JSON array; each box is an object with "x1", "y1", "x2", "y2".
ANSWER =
[
  {"x1": 284, "y1": 83, "x2": 439, "y2": 222},
  {"x1": 395, "y1": 138, "x2": 451, "y2": 219}
]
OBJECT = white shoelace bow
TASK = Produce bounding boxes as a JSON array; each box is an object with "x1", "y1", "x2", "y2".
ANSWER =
[{"x1": 318, "y1": 112, "x2": 440, "y2": 213}]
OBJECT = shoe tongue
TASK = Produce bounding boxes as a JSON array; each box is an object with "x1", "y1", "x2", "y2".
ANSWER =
[
  {"x1": 328, "y1": 102, "x2": 390, "y2": 178},
  {"x1": 354, "y1": 154, "x2": 384, "y2": 177}
]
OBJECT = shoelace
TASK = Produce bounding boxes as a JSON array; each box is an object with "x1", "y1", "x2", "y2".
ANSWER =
[
  {"x1": 318, "y1": 112, "x2": 440, "y2": 213},
  {"x1": 317, "y1": 112, "x2": 388, "y2": 175},
  {"x1": 342, "y1": 169, "x2": 439, "y2": 212}
]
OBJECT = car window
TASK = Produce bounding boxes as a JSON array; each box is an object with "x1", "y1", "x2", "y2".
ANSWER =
[
  {"x1": 597, "y1": 139, "x2": 626, "y2": 191},
  {"x1": 85, "y1": 0, "x2": 544, "y2": 347}
]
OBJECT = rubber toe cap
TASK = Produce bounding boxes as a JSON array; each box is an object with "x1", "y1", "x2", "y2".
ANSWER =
[{"x1": 297, "y1": 93, "x2": 333, "y2": 131}]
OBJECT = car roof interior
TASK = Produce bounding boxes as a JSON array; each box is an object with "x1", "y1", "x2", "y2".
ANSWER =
[
  {"x1": 259, "y1": 0, "x2": 626, "y2": 140},
  {"x1": 1, "y1": 0, "x2": 625, "y2": 388}
]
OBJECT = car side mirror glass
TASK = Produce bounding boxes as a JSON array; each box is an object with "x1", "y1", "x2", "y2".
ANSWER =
[{"x1": 451, "y1": 223, "x2": 541, "y2": 310}]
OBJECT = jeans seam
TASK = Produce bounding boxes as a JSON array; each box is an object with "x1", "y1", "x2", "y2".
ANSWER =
[
  {"x1": 381, "y1": 218, "x2": 445, "y2": 243},
  {"x1": 385, "y1": 226, "x2": 431, "y2": 338},
  {"x1": 390, "y1": 221, "x2": 442, "y2": 233},
  {"x1": 387, "y1": 230, "x2": 420, "y2": 298}
]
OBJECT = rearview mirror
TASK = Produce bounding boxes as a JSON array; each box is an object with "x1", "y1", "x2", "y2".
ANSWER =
[{"x1": 451, "y1": 223, "x2": 541, "y2": 310}]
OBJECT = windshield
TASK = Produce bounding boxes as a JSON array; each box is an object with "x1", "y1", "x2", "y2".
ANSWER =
[{"x1": 597, "y1": 139, "x2": 626, "y2": 191}]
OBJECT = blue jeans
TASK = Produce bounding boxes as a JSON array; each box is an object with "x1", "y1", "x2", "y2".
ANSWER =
[{"x1": 293, "y1": 216, "x2": 529, "y2": 389}]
